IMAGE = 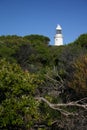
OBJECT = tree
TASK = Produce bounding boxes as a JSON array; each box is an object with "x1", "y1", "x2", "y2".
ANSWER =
[
  {"x1": 73, "y1": 33, "x2": 87, "y2": 48},
  {"x1": 0, "y1": 35, "x2": 28, "y2": 62},
  {"x1": 24, "y1": 34, "x2": 50, "y2": 45}
]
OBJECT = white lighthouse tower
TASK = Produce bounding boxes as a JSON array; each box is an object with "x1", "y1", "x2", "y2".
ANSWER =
[{"x1": 54, "y1": 24, "x2": 63, "y2": 46}]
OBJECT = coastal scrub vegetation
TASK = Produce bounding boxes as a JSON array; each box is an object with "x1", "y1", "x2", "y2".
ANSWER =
[{"x1": 0, "y1": 34, "x2": 87, "y2": 130}]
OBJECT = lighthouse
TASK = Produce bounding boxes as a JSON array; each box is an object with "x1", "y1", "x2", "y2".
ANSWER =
[{"x1": 54, "y1": 24, "x2": 63, "y2": 46}]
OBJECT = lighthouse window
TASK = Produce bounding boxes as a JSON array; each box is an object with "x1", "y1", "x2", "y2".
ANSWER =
[{"x1": 56, "y1": 30, "x2": 61, "y2": 34}]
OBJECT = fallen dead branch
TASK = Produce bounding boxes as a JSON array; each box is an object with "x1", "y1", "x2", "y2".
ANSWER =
[{"x1": 35, "y1": 97, "x2": 87, "y2": 116}]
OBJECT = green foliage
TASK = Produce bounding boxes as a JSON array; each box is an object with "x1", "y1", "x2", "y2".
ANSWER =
[
  {"x1": 14, "y1": 35, "x2": 52, "y2": 72},
  {"x1": 13, "y1": 44, "x2": 37, "y2": 72},
  {"x1": 0, "y1": 59, "x2": 39, "y2": 129},
  {"x1": 34, "y1": 43, "x2": 52, "y2": 66},
  {"x1": 24, "y1": 35, "x2": 51, "y2": 67},
  {"x1": 0, "y1": 35, "x2": 28, "y2": 63},
  {"x1": 0, "y1": 33, "x2": 87, "y2": 129},
  {"x1": 0, "y1": 35, "x2": 26, "y2": 45},
  {"x1": 24, "y1": 34, "x2": 50, "y2": 45},
  {"x1": 73, "y1": 33, "x2": 87, "y2": 48},
  {"x1": 38, "y1": 101, "x2": 61, "y2": 126}
]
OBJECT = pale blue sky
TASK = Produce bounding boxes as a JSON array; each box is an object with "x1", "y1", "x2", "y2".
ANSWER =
[{"x1": 0, "y1": 0, "x2": 87, "y2": 45}]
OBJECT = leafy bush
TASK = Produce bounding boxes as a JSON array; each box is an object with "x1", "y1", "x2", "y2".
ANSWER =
[{"x1": 0, "y1": 59, "x2": 39, "y2": 129}]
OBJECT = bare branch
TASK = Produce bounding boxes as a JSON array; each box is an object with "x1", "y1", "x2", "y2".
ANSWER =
[
  {"x1": 75, "y1": 97, "x2": 87, "y2": 104},
  {"x1": 35, "y1": 97, "x2": 87, "y2": 116}
]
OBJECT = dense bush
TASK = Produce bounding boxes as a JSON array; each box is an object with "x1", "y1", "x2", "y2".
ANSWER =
[
  {"x1": 0, "y1": 34, "x2": 87, "y2": 129},
  {"x1": 0, "y1": 59, "x2": 40, "y2": 129}
]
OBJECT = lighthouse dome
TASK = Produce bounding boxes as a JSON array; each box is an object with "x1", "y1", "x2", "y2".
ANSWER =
[{"x1": 56, "y1": 24, "x2": 62, "y2": 30}]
